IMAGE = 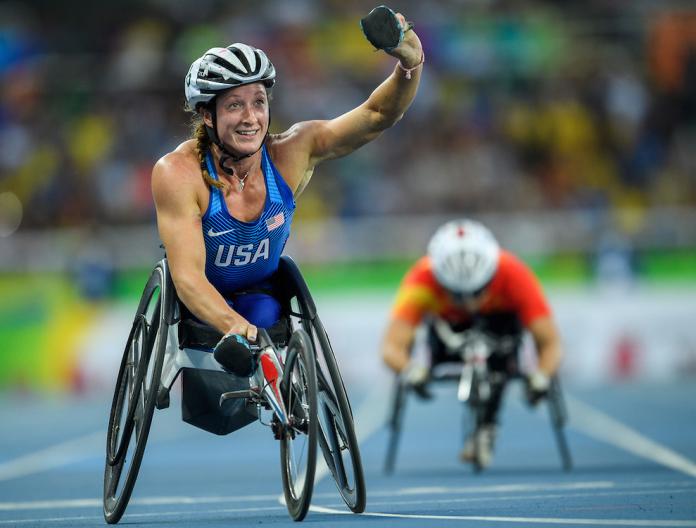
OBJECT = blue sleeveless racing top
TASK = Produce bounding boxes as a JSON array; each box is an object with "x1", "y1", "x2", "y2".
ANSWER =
[{"x1": 202, "y1": 145, "x2": 295, "y2": 297}]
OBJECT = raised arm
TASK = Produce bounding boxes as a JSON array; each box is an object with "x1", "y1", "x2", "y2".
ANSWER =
[
  {"x1": 151, "y1": 151, "x2": 257, "y2": 341},
  {"x1": 307, "y1": 10, "x2": 423, "y2": 166}
]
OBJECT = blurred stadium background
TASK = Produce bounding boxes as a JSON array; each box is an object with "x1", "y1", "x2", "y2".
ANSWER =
[{"x1": 1, "y1": 0, "x2": 696, "y2": 393}]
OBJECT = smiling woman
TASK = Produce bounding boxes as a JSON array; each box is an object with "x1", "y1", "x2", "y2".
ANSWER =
[{"x1": 151, "y1": 13, "x2": 424, "y2": 376}]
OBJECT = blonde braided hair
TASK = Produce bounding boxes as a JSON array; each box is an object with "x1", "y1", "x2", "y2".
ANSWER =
[{"x1": 191, "y1": 115, "x2": 226, "y2": 192}]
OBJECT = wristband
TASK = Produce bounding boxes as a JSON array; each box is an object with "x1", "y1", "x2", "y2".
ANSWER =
[{"x1": 397, "y1": 51, "x2": 425, "y2": 79}]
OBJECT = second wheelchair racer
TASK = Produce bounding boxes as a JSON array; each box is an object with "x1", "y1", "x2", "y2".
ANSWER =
[
  {"x1": 380, "y1": 219, "x2": 563, "y2": 468},
  {"x1": 151, "y1": 8, "x2": 423, "y2": 380}
]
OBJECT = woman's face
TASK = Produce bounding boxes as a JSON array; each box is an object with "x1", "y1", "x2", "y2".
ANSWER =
[{"x1": 204, "y1": 83, "x2": 269, "y2": 156}]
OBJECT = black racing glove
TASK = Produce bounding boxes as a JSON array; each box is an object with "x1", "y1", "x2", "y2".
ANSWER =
[
  {"x1": 360, "y1": 5, "x2": 413, "y2": 51},
  {"x1": 213, "y1": 333, "x2": 255, "y2": 377}
]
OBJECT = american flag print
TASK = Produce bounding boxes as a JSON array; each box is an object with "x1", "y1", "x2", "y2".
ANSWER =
[{"x1": 266, "y1": 212, "x2": 285, "y2": 232}]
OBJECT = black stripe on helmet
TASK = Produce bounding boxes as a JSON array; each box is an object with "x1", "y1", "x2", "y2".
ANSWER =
[
  {"x1": 212, "y1": 56, "x2": 247, "y2": 77},
  {"x1": 232, "y1": 47, "x2": 263, "y2": 76}
]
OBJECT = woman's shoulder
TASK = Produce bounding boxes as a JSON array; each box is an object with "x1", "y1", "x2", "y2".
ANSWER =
[
  {"x1": 267, "y1": 121, "x2": 322, "y2": 170},
  {"x1": 152, "y1": 140, "x2": 205, "y2": 190},
  {"x1": 155, "y1": 140, "x2": 199, "y2": 175},
  {"x1": 162, "y1": 139, "x2": 198, "y2": 163}
]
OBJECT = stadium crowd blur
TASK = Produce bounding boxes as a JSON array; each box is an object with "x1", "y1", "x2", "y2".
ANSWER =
[{"x1": 2, "y1": 0, "x2": 696, "y2": 231}]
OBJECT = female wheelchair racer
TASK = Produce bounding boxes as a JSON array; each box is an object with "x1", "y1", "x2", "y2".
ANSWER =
[
  {"x1": 105, "y1": 5, "x2": 421, "y2": 521},
  {"x1": 103, "y1": 255, "x2": 365, "y2": 523}
]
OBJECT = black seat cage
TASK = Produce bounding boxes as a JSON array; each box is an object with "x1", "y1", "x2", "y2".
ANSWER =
[{"x1": 156, "y1": 255, "x2": 317, "y2": 399}]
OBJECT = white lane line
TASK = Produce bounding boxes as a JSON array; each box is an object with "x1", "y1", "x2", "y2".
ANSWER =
[
  {"x1": 365, "y1": 479, "x2": 693, "y2": 497},
  {"x1": 0, "y1": 480, "x2": 626, "y2": 512},
  {"x1": 0, "y1": 505, "x2": 288, "y2": 525},
  {"x1": 374, "y1": 481, "x2": 616, "y2": 496},
  {"x1": 309, "y1": 505, "x2": 696, "y2": 526},
  {"x1": 0, "y1": 431, "x2": 103, "y2": 482},
  {"x1": 8, "y1": 478, "x2": 689, "y2": 512},
  {"x1": 362, "y1": 486, "x2": 696, "y2": 508},
  {"x1": 567, "y1": 395, "x2": 696, "y2": 479},
  {"x1": 0, "y1": 492, "x2": 280, "y2": 511},
  {"x1": 0, "y1": 515, "x2": 97, "y2": 525},
  {"x1": 4, "y1": 487, "x2": 695, "y2": 526}
]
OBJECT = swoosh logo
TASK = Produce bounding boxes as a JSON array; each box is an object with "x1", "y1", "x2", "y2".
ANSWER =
[{"x1": 207, "y1": 227, "x2": 235, "y2": 237}]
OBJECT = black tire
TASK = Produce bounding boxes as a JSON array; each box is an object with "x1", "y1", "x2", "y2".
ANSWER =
[
  {"x1": 277, "y1": 256, "x2": 366, "y2": 512},
  {"x1": 304, "y1": 316, "x2": 366, "y2": 513},
  {"x1": 103, "y1": 264, "x2": 169, "y2": 524},
  {"x1": 280, "y1": 329, "x2": 318, "y2": 521}
]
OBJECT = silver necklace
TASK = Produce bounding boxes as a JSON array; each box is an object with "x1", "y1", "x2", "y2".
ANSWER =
[{"x1": 234, "y1": 171, "x2": 250, "y2": 191}]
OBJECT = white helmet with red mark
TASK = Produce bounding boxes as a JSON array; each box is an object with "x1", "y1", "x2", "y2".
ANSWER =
[{"x1": 428, "y1": 219, "x2": 500, "y2": 294}]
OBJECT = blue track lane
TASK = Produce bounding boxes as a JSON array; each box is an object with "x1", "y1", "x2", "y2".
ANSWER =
[{"x1": 0, "y1": 378, "x2": 695, "y2": 527}]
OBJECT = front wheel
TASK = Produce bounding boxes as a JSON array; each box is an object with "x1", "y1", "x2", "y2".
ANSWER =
[
  {"x1": 280, "y1": 329, "x2": 318, "y2": 521},
  {"x1": 103, "y1": 264, "x2": 168, "y2": 523}
]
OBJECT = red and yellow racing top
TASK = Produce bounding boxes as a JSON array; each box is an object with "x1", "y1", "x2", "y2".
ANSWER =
[{"x1": 391, "y1": 250, "x2": 551, "y2": 329}]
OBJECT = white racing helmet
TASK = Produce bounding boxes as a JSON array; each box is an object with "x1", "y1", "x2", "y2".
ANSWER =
[
  {"x1": 427, "y1": 219, "x2": 501, "y2": 294},
  {"x1": 185, "y1": 43, "x2": 276, "y2": 110}
]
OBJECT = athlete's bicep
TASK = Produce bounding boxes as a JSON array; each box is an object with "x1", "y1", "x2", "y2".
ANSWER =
[
  {"x1": 151, "y1": 160, "x2": 206, "y2": 283},
  {"x1": 286, "y1": 104, "x2": 384, "y2": 168},
  {"x1": 302, "y1": 105, "x2": 385, "y2": 164},
  {"x1": 272, "y1": 113, "x2": 383, "y2": 195}
]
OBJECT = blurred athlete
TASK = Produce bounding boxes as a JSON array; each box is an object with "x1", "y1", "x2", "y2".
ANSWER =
[
  {"x1": 381, "y1": 219, "x2": 562, "y2": 467},
  {"x1": 151, "y1": 7, "x2": 423, "y2": 379}
]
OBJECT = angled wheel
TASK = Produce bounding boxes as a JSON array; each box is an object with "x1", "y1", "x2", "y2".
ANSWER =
[
  {"x1": 303, "y1": 315, "x2": 366, "y2": 513},
  {"x1": 103, "y1": 262, "x2": 169, "y2": 524},
  {"x1": 547, "y1": 375, "x2": 573, "y2": 471},
  {"x1": 280, "y1": 329, "x2": 318, "y2": 521},
  {"x1": 315, "y1": 368, "x2": 365, "y2": 512},
  {"x1": 383, "y1": 376, "x2": 407, "y2": 475},
  {"x1": 277, "y1": 256, "x2": 366, "y2": 512}
]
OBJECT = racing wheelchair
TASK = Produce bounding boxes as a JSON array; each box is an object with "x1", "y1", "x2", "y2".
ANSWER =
[
  {"x1": 384, "y1": 318, "x2": 573, "y2": 473},
  {"x1": 103, "y1": 256, "x2": 366, "y2": 523}
]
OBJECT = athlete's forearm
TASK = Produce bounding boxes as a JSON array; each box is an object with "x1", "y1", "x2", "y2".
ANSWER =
[
  {"x1": 363, "y1": 23, "x2": 423, "y2": 130},
  {"x1": 381, "y1": 319, "x2": 417, "y2": 373},
  {"x1": 173, "y1": 272, "x2": 245, "y2": 335},
  {"x1": 529, "y1": 316, "x2": 562, "y2": 377},
  {"x1": 364, "y1": 62, "x2": 422, "y2": 130},
  {"x1": 382, "y1": 341, "x2": 411, "y2": 373},
  {"x1": 536, "y1": 341, "x2": 562, "y2": 377}
]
